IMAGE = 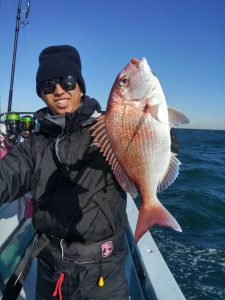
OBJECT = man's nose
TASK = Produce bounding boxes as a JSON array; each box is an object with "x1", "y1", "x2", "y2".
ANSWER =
[{"x1": 54, "y1": 83, "x2": 65, "y2": 94}]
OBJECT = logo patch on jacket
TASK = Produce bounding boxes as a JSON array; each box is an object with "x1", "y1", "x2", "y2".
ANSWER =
[{"x1": 101, "y1": 241, "x2": 113, "y2": 257}]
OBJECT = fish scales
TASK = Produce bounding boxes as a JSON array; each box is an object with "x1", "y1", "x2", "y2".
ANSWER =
[
  {"x1": 108, "y1": 103, "x2": 165, "y2": 190},
  {"x1": 108, "y1": 104, "x2": 148, "y2": 182}
]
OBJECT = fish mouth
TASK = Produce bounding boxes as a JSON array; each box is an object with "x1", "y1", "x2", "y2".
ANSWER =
[
  {"x1": 129, "y1": 57, "x2": 152, "y2": 100},
  {"x1": 130, "y1": 57, "x2": 149, "y2": 69},
  {"x1": 129, "y1": 57, "x2": 152, "y2": 80},
  {"x1": 140, "y1": 57, "x2": 151, "y2": 73},
  {"x1": 130, "y1": 57, "x2": 140, "y2": 65}
]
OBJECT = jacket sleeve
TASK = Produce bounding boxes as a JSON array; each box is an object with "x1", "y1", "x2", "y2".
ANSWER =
[{"x1": 0, "y1": 139, "x2": 34, "y2": 204}]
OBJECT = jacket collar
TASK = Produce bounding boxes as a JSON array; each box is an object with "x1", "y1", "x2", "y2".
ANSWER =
[{"x1": 35, "y1": 96, "x2": 101, "y2": 136}]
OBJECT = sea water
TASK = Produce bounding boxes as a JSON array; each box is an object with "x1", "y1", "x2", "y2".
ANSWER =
[{"x1": 151, "y1": 129, "x2": 225, "y2": 300}]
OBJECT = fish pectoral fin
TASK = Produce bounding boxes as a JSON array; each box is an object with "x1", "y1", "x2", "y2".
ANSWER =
[
  {"x1": 157, "y1": 153, "x2": 181, "y2": 193},
  {"x1": 89, "y1": 115, "x2": 138, "y2": 198},
  {"x1": 135, "y1": 201, "x2": 182, "y2": 242},
  {"x1": 168, "y1": 106, "x2": 190, "y2": 127},
  {"x1": 145, "y1": 100, "x2": 161, "y2": 121}
]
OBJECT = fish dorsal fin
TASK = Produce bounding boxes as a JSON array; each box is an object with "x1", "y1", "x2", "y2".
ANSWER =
[
  {"x1": 157, "y1": 153, "x2": 181, "y2": 193},
  {"x1": 168, "y1": 107, "x2": 190, "y2": 127},
  {"x1": 90, "y1": 115, "x2": 138, "y2": 198}
]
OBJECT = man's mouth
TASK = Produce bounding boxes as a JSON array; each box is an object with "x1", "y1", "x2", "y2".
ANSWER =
[{"x1": 55, "y1": 99, "x2": 69, "y2": 108}]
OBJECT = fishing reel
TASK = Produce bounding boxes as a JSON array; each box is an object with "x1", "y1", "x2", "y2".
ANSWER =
[
  {"x1": 4, "y1": 112, "x2": 35, "y2": 144},
  {"x1": 20, "y1": 114, "x2": 35, "y2": 139}
]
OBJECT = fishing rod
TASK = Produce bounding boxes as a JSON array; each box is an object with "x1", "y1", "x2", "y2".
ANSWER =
[
  {"x1": 7, "y1": 0, "x2": 30, "y2": 112},
  {"x1": 3, "y1": 0, "x2": 34, "y2": 144}
]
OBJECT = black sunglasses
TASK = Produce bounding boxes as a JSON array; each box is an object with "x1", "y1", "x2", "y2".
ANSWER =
[{"x1": 38, "y1": 75, "x2": 77, "y2": 95}]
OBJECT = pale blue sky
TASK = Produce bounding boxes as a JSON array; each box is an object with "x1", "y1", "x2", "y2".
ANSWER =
[{"x1": 0, "y1": 0, "x2": 224, "y2": 129}]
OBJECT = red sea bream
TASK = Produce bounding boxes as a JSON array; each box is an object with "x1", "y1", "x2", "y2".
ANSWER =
[{"x1": 91, "y1": 57, "x2": 189, "y2": 242}]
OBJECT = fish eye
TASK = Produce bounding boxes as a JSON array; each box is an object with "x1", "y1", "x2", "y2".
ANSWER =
[{"x1": 118, "y1": 76, "x2": 129, "y2": 88}]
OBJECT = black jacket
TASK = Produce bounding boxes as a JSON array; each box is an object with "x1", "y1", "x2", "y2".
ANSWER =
[{"x1": 0, "y1": 96, "x2": 128, "y2": 242}]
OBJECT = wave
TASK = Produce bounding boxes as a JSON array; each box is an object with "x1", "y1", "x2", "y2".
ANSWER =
[{"x1": 152, "y1": 228, "x2": 225, "y2": 300}]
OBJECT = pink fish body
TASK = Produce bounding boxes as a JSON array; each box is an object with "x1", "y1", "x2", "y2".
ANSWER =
[{"x1": 91, "y1": 58, "x2": 189, "y2": 242}]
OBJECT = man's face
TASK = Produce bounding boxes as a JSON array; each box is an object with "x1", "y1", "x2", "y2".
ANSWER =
[{"x1": 42, "y1": 82, "x2": 83, "y2": 115}]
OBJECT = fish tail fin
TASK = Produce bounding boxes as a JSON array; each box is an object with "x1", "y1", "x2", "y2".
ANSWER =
[{"x1": 135, "y1": 200, "x2": 182, "y2": 242}]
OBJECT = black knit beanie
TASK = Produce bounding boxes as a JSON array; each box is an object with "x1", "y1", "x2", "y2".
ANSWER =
[{"x1": 36, "y1": 45, "x2": 86, "y2": 97}]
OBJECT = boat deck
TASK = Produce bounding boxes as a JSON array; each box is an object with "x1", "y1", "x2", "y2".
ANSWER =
[{"x1": 0, "y1": 194, "x2": 185, "y2": 299}]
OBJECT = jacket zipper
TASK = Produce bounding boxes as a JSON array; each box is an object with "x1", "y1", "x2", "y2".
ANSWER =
[{"x1": 55, "y1": 130, "x2": 68, "y2": 162}]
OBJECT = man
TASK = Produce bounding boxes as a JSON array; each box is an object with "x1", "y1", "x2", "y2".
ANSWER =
[{"x1": 0, "y1": 45, "x2": 128, "y2": 299}]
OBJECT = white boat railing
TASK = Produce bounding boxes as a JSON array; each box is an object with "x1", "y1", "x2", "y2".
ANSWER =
[{"x1": 126, "y1": 195, "x2": 186, "y2": 300}]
